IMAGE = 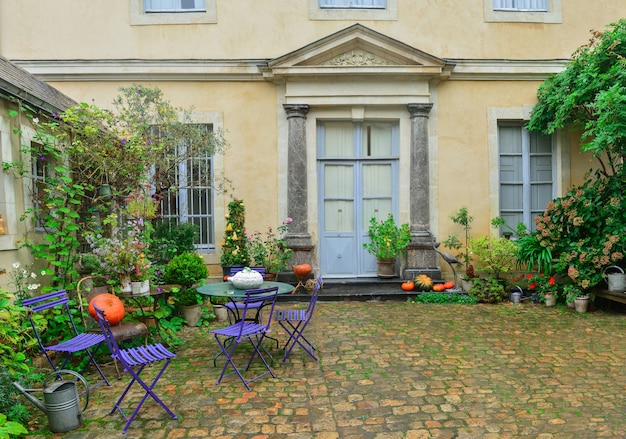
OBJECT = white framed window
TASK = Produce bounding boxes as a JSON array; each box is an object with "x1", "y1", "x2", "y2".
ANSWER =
[
  {"x1": 319, "y1": 0, "x2": 386, "y2": 9},
  {"x1": 498, "y1": 123, "x2": 554, "y2": 233},
  {"x1": 493, "y1": 0, "x2": 547, "y2": 11},
  {"x1": 484, "y1": 0, "x2": 561, "y2": 23},
  {"x1": 158, "y1": 124, "x2": 215, "y2": 253},
  {"x1": 309, "y1": 0, "x2": 397, "y2": 20},
  {"x1": 144, "y1": 0, "x2": 205, "y2": 13},
  {"x1": 131, "y1": 0, "x2": 216, "y2": 25}
]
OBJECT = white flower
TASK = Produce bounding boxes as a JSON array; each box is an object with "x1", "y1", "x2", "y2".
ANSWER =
[
  {"x1": 30, "y1": 272, "x2": 37, "y2": 279},
  {"x1": 12, "y1": 262, "x2": 20, "y2": 269},
  {"x1": 32, "y1": 117, "x2": 39, "y2": 123},
  {"x1": 40, "y1": 270, "x2": 47, "y2": 276},
  {"x1": 27, "y1": 283, "x2": 40, "y2": 290}
]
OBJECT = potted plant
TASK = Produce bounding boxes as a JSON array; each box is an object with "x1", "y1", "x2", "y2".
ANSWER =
[
  {"x1": 163, "y1": 252, "x2": 208, "y2": 326},
  {"x1": 363, "y1": 214, "x2": 411, "y2": 278},
  {"x1": 247, "y1": 218, "x2": 293, "y2": 278},
  {"x1": 220, "y1": 199, "x2": 250, "y2": 275},
  {"x1": 563, "y1": 284, "x2": 591, "y2": 313}
]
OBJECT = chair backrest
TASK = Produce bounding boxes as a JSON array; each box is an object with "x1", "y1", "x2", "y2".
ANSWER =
[
  {"x1": 22, "y1": 290, "x2": 82, "y2": 344},
  {"x1": 92, "y1": 304, "x2": 123, "y2": 361},
  {"x1": 305, "y1": 277, "x2": 323, "y2": 316},
  {"x1": 235, "y1": 286, "x2": 278, "y2": 337},
  {"x1": 77, "y1": 276, "x2": 113, "y2": 330},
  {"x1": 230, "y1": 267, "x2": 266, "y2": 276}
]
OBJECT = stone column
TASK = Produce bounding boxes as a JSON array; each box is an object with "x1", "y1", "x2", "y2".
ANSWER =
[
  {"x1": 283, "y1": 104, "x2": 314, "y2": 268},
  {"x1": 404, "y1": 103, "x2": 439, "y2": 280}
]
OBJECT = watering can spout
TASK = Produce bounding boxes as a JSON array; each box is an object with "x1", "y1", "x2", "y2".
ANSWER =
[{"x1": 12, "y1": 381, "x2": 47, "y2": 413}]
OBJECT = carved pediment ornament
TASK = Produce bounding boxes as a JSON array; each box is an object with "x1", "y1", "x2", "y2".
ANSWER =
[{"x1": 321, "y1": 49, "x2": 394, "y2": 66}]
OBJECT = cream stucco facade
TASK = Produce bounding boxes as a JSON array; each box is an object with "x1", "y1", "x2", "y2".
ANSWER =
[{"x1": 0, "y1": 1, "x2": 621, "y2": 282}]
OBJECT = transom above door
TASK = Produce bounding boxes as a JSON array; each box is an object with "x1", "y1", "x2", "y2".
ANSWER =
[{"x1": 318, "y1": 120, "x2": 399, "y2": 277}]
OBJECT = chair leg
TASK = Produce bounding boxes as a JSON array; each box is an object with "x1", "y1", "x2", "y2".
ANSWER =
[
  {"x1": 111, "y1": 360, "x2": 177, "y2": 434},
  {"x1": 280, "y1": 320, "x2": 318, "y2": 362}
]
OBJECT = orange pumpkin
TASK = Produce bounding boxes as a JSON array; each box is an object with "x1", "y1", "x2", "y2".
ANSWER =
[
  {"x1": 432, "y1": 284, "x2": 446, "y2": 292},
  {"x1": 443, "y1": 281, "x2": 455, "y2": 290},
  {"x1": 292, "y1": 264, "x2": 313, "y2": 278},
  {"x1": 401, "y1": 281, "x2": 415, "y2": 291},
  {"x1": 88, "y1": 293, "x2": 125, "y2": 325}
]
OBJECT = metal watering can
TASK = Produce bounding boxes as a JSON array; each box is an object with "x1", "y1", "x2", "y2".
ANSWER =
[
  {"x1": 605, "y1": 266, "x2": 626, "y2": 292},
  {"x1": 13, "y1": 369, "x2": 89, "y2": 433}
]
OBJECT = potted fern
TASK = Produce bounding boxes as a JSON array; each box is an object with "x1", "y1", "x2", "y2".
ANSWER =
[{"x1": 363, "y1": 214, "x2": 411, "y2": 278}]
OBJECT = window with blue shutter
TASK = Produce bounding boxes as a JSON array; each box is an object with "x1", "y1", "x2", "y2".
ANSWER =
[{"x1": 498, "y1": 124, "x2": 554, "y2": 233}]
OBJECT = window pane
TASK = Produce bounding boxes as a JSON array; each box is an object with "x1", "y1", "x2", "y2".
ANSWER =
[
  {"x1": 494, "y1": 0, "x2": 547, "y2": 10},
  {"x1": 323, "y1": 122, "x2": 354, "y2": 157},
  {"x1": 324, "y1": 200, "x2": 354, "y2": 232},
  {"x1": 145, "y1": 0, "x2": 205, "y2": 12},
  {"x1": 500, "y1": 184, "x2": 522, "y2": 210},
  {"x1": 499, "y1": 155, "x2": 522, "y2": 183},
  {"x1": 363, "y1": 122, "x2": 392, "y2": 157}
]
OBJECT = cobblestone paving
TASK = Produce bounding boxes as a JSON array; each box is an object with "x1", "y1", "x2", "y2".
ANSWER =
[{"x1": 25, "y1": 301, "x2": 626, "y2": 438}]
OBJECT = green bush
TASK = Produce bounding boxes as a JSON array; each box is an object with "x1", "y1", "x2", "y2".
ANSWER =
[
  {"x1": 151, "y1": 221, "x2": 199, "y2": 266},
  {"x1": 468, "y1": 277, "x2": 508, "y2": 304},
  {"x1": 408, "y1": 293, "x2": 478, "y2": 304},
  {"x1": 163, "y1": 252, "x2": 208, "y2": 288}
]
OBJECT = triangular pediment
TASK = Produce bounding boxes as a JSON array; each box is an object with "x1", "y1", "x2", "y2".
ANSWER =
[{"x1": 266, "y1": 24, "x2": 453, "y2": 79}]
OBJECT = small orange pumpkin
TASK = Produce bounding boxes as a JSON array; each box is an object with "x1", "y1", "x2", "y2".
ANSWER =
[
  {"x1": 401, "y1": 281, "x2": 415, "y2": 291},
  {"x1": 432, "y1": 284, "x2": 446, "y2": 292},
  {"x1": 292, "y1": 264, "x2": 313, "y2": 278},
  {"x1": 88, "y1": 293, "x2": 125, "y2": 325},
  {"x1": 443, "y1": 281, "x2": 455, "y2": 290}
]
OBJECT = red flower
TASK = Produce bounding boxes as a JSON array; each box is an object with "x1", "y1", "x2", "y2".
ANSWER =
[{"x1": 529, "y1": 283, "x2": 536, "y2": 289}]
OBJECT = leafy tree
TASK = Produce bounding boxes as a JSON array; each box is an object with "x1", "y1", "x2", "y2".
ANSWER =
[{"x1": 527, "y1": 19, "x2": 625, "y2": 177}]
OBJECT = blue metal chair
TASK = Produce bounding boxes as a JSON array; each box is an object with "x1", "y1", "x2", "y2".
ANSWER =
[
  {"x1": 22, "y1": 290, "x2": 110, "y2": 390},
  {"x1": 210, "y1": 286, "x2": 279, "y2": 391},
  {"x1": 225, "y1": 267, "x2": 266, "y2": 322},
  {"x1": 275, "y1": 277, "x2": 323, "y2": 362},
  {"x1": 93, "y1": 304, "x2": 177, "y2": 434}
]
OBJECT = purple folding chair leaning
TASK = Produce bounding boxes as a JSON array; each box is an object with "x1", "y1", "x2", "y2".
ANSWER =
[
  {"x1": 93, "y1": 304, "x2": 177, "y2": 434},
  {"x1": 275, "y1": 277, "x2": 323, "y2": 362},
  {"x1": 22, "y1": 290, "x2": 110, "y2": 390},
  {"x1": 210, "y1": 286, "x2": 279, "y2": 391}
]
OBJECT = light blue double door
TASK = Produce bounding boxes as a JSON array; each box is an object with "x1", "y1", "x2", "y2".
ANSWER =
[{"x1": 318, "y1": 121, "x2": 399, "y2": 278}]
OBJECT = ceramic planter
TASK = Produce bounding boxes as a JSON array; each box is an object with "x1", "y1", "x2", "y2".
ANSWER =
[{"x1": 574, "y1": 295, "x2": 590, "y2": 313}]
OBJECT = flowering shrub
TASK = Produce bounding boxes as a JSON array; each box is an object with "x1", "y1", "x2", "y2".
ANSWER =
[
  {"x1": 535, "y1": 170, "x2": 624, "y2": 291},
  {"x1": 247, "y1": 218, "x2": 293, "y2": 273},
  {"x1": 86, "y1": 218, "x2": 150, "y2": 279},
  {"x1": 6, "y1": 262, "x2": 45, "y2": 301},
  {"x1": 512, "y1": 273, "x2": 556, "y2": 295},
  {"x1": 124, "y1": 186, "x2": 161, "y2": 220}
]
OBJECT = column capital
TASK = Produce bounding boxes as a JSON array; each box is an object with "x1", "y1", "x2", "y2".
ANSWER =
[
  {"x1": 407, "y1": 103, "x2": 433, "y2": 118},
  {"x1": 283, "y1": 104, "x2": 310, "y2": 119}
]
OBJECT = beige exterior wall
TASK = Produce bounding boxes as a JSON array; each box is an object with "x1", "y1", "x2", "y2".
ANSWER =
[{"x1": 0, "y1": 1, "x2": 621, "y2": 279}]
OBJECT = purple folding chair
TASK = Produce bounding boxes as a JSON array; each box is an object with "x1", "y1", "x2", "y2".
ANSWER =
[
  {"x1": 225, "y1": 267, "x2": 266, "y2": 323},
  {"x1": 210, "y1": 286, "x2": 279, "y2": 391},
  {"x1": 93, "y1": 304, "x2": 177, "y2": 434},
  {"x1": 275, "y1": 277, "x2": 322, "y2": 362},
  {"x1": 22, "y1": 290, "x2": 110, "y2": 390}
]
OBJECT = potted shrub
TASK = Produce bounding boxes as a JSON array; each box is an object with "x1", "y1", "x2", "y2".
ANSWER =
[
  {"x1": 363, "y1": 214, "x2": 411, "y2": 278},
  {"x1": 163, "y1": 252, "x2": 208, "y2": 326},
  {"x1": 220, "y1": 199, "x2": 250, "y2": 275}
]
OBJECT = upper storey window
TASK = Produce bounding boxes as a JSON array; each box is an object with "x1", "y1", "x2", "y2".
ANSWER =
[
  {"x1": 131, "y1": 0, "x2": 215, "y2": 25},
  {"x1": 493, "y1": 0, "x2": 547, "y2": 11},
  {"x1": 319, "y1": 0, "x2": 386, "y2": 9},
  {"x1": 144, "y1": 0, "x2": 206, "y2": 13},
  {"x1": 310, "y1": 0, "x2": 396, "y2": 20},
  {"x1": 484, "y1": 0, "x2": 561, "y2": 23}
]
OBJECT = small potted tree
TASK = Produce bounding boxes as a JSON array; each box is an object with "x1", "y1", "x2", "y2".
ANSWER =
[
  {"x1": 220, "y1": 199, "x2": 250, "y2": 276},
  {"x1": 363, "y1": 214, "x2": 411, "y2": 278},
  {"x1": 163, "y1": 252, "x2": 208, "y2": 326}
]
